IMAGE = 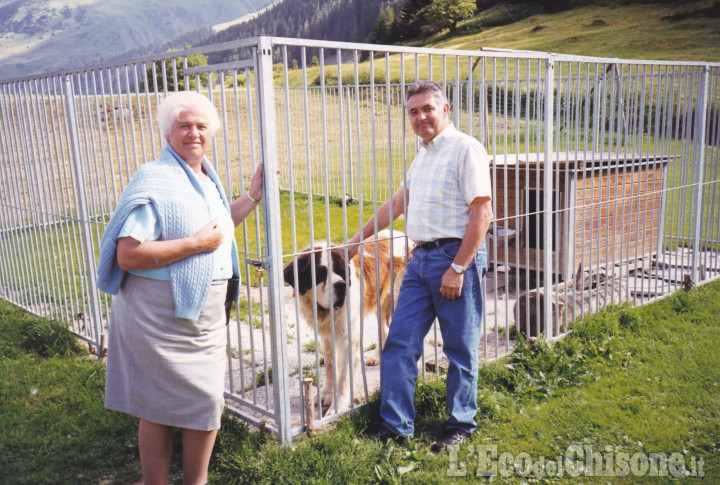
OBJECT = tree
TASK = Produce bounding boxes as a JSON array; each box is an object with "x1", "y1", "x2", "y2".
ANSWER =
[
  {"x1": 392, "y1": 0, "x2": 433, "y2": 41},
  {"x1": 419, "y1": 0, "x2": 477, "y2": 35},
  {"x1": 371, "y1": 5, "x2": 395, "y2": 44}
]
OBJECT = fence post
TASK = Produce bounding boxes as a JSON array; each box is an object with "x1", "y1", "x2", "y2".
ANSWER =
[
  {"x1": 691, "y1": 64, "x2": 709, "y2": 284},
  {"x1": 255, "y1": 36, "x2": 292, "y2": 446},
  {"x1": 62, "y1": 74, "x2": 104, "y2": 351},
  {"x1": 543, "y1": 57, "x2": 555, "y2": 341}
]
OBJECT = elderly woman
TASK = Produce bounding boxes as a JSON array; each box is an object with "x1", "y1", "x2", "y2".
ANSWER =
[{"x1": 97, "y1": 91, "x2": 263, "y2": 485}]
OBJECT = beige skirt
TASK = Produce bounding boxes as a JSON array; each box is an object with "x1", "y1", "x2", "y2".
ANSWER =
[{"x1": 105, "y1": 274, "x2": 227, "y2": 431}]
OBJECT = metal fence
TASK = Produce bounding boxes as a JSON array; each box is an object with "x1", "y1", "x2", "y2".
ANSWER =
[{"x1": 1, "y1": 36, "x2": 719, "y2": 446}]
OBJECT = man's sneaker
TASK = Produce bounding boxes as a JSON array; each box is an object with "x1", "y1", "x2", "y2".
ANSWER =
[
  {"x1": 429, "y1": 429, "x2": 471, "y2": 452},
  {"x1": 361, "y1": 426, "x2": 406, "y2": 444}
]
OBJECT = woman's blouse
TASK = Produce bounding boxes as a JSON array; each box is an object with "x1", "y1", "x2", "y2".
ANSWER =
[{"x1": 118, "y1": 176, "x2": 234, "y2": 282}]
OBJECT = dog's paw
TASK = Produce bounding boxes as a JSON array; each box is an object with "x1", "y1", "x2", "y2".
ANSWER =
[
  {"x1": 321, "y1": 397, "x2": 351, "y2": 416},
  {"x1": 316, "y1": 390, "x2": 333, "y2": 408},
  {"x1": 364, "y1": 356, "x2": 380, "y2": 366}
]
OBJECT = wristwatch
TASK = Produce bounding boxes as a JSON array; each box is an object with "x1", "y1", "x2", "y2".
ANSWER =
[{"x1": 450, "y1": 262, "x2": 465, "y2": 275}]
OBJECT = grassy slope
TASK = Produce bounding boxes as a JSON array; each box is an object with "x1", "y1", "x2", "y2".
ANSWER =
[
  {"x1": 432, "y1": 1, "x2": 720, "y2": 62},
  {"x1": 280, "y1": 1, "x2": 720, "y2": 89},
  {"x1": 2, "y1": 282, "x2": 718, "y2": 483}
]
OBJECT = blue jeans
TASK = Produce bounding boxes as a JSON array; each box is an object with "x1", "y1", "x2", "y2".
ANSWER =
[{"x1": 379, "y1": 239, "x2": 487, "y2": 437}]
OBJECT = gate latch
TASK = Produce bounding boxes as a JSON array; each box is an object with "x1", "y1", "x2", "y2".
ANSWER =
[{"x1": 245, "y1": 258, "x2": 270, "y2": 279}]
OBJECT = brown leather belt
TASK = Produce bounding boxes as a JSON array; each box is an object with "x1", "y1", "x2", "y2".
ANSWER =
[{"x1": 415, "y1": 238, "x2": 461, "y2": 250}]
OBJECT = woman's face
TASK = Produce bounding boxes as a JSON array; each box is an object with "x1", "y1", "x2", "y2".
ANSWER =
[{"x1": 166, "y1": 110, "x2": 212, "y2": 168}]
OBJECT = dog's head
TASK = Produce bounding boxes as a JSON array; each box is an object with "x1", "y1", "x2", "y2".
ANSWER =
[{"x1": 283, "y1": 244, "x2": 351, "y2": 314}]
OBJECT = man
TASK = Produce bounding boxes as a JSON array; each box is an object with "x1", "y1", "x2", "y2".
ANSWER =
[{"x1": 346, "y1": 79, "x2": 493, "y2": 451}]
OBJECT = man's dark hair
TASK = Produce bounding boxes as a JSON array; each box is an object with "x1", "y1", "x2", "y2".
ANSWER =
[{"x1": 405, "y1": 79, "x2": 449, "y2": 107}]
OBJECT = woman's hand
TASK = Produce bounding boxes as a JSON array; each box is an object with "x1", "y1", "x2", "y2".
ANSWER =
[
  {"x1": 230, "y1": 164, "x2": 268, "y2": 226},
  {"x1": 247, "y1": 164, "x2": 264, "y2": 201},
  {"x1": 191, "y1": 220, "x2": 225, "y2": 252}
]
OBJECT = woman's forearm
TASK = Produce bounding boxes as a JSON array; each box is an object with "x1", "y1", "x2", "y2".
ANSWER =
[
  {"x1": 229, "y1": 192, "x2": 260, "y2": 226},
  {"x1": 116, "y1": 220, "x2": 225, "y2": 271}
]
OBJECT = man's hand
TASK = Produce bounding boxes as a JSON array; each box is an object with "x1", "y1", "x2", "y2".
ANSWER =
[
  {"x1": 345, "y1": 235, "x2": 361, "y2": 260},
  {"x1": 440, "y1": 267, "x2": 463, "y2": 300}
]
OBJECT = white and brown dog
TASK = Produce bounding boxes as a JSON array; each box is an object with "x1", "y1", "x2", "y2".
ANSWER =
[{"x1": 283, "y1": 230, "x2": 410, "y2": 412}]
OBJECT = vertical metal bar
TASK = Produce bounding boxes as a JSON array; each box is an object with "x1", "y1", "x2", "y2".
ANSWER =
[
  {"x1": 578, "y1": 62, "x2": 591, "y2": 320},
  {"x1": 512, "y1": 58, "x2": 521, "y2": 333},
  {"x1": 230, "y1": 70, "x2": 247, "y2": 400},
  {"x1": 691, "y1": 65, "x2": 709, "y2": 283},
  {"x1": 647, "y1": 64, "x2": 662, "y2": 300},
  {"x1": 543, "y1": 57, "x2": 555, "y2": 342},
  {"x1": 62, "y1": 75, "x2": 103, "y2": 350},
  {"x1": 354, "y1": 48, "x2": 370, "y2": 395},
  {"x1": 705, "y1": 69, "x2": 720, "y2": 277},
  {"x1": 553, "y1": 61, "x2": 563, "y2": 285},
  {"x1": 30, "y1": 77, "x2": 63, "y2": 319},
  {"x1": 50, "y1": 75, "x2": 84, "y2": 319},
  {"x1": 0, "y1": 84, "x2": 23, "y2": 304},
  {"x1": 616, "y1": 64, "x2": 629, "y2": 303},
  {"x1": 383, "y1": 51, "x2": 395, "y2": 371},
  {"x1": 501, "y1": 57, "x2": 511, "y2": 342},
  {"x1": 656, "y1": 65, "x2": 671, "y2": 264},
  {"x1": 606, "y1": 63, "x2": 619, "y2": 303},
  {"x1": 19, "y1": 79, "x2": 52, "y2": 315},
  {"x1": 674, "y1": 67, "x2": 692, "y2": 287},
  {"x1": 318, "y1": 48, "x2": 342, "y2": 416},
  {"x1": 255, "y1": 36, "x2": 292, "y2": 446},
  {"x1": 299, "y1": 47, "x2": 323, "y2": 421},
  {"x1": 523, "y1": 58, "x2": 532, "y2": 336},
  {"x1": 8, "y1": 81, "x2": 38, "y2": 311},
  {"x1": 490, "y1": 58, "x2": 500, "y2": 349}
]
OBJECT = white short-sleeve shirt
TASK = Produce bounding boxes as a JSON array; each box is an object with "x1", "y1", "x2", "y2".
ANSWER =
[{"x1": 403, "y1": 124, "x2": 492, "y2": 243}]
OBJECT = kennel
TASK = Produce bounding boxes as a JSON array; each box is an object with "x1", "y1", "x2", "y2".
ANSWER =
[{"x1": 489, "y1": 151, "x2": 671, "y2": 281}]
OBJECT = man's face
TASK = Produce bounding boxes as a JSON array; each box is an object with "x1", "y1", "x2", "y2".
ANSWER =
[
  {"x1": 166, "y1": 110, "x2": 212, "y2": 167},
  {"x1": 407, "y1": 91, "x2": 450, "y2": 144}
]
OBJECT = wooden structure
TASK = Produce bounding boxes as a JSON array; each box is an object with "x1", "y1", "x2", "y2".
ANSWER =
[{"x1": 488, "y1": 152, "x2": 671, "y2": 281}]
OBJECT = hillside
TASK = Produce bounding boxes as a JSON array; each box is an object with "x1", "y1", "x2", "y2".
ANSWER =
[
  {"x1": 202, "y1": 0, "x2": 720, "y2": 71},
  {"x1": 199, "y1": 0, "x2": 394, "y2": 65},
  {"x1": 0, "y1": 0, "x2": 275, "y2": 80},
  {"x1": 427, "y1": 1, "x2": 720, "y2": 62}
]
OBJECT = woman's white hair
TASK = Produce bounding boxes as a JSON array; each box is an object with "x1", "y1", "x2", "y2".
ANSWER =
[{"x1": 156, "y1": 91, "x2": 221, "y2": 138}]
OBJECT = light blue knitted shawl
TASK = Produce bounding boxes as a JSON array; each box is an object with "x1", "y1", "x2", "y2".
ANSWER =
[{"x1": 96, "y1": 145, "x2": 240, "y2": 320}]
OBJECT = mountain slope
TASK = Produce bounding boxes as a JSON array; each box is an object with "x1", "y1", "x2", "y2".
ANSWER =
[
  {"x1": 2, "y1": 0, "x2": 718, "y2": 83},
  {"x1": 197, "y1": 0, "x2": 394, "y2": 65},
  {"x1": 430, "y1": 1, "x2": 720, "y2": 62},
  {"x1": 0, "y1": 0, "x2": 275, "y2": 80}
]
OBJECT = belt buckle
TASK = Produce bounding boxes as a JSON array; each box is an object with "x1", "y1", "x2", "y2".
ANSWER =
[{"x1": 417, "y1": 240, "x2": 436, "y2": 250}]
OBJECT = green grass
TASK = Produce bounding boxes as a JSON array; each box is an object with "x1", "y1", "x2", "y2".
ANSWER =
[
  {"x1": 236, "y1": 189, "x2": 407, "y2": 262},
  {"x1": 2, "y1": 278, "x2": 719, "y2": 484},
  {"x1": 0, "y1": 302, "x2": 140, "y2": 485}
]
